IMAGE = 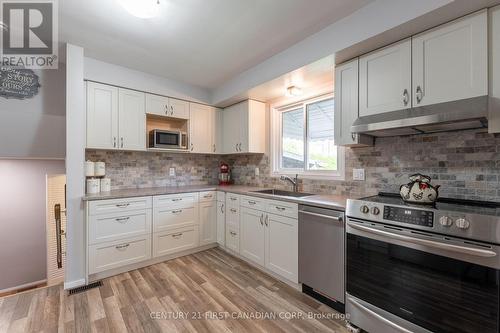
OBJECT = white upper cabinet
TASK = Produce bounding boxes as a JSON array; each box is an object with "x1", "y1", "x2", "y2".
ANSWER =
[
  {"x1": 489, "y1": 5, "x2": 500, "y2": 133},
  {"x1": 189, "y1": 103, "x2": 216, "y2": 153},
  {"x1": 412, "y1": 10, "x2": 488, "y2": 107},
  {"x1": 86, "y1": 83, "x2": 145, "y2": 151},
  {"x1": 118, "y1": 88, "x2": 146, "y2": 151},
  {"x1": 169, "y1": 98, "x2": 190, "y2": 119},
  {"x1": 359, "y1": 39, "x2": 412, "y2": 117},
  {"x1": 87, "y1": 82, "x2": 119, "y2": 149},
  {"x1": 334, "y1": 59, "x2": 372, "y2": 147},
  {"x1": 145, "y1": 94, "x2": 169, "y2": 117},
  {"x1": 222, "y1": 100, "x2": 266, "y2": 154},
  {"x1": 145, "y1": 94, "x2": 190, "y2": 119}
]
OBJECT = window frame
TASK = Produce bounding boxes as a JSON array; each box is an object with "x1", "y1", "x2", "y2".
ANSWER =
[{"x1": 270, "y1": 93, "x2": 345, "y2": 180}]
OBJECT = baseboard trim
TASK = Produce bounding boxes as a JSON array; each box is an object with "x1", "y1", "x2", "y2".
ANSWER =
[
  {"x1": 64, "y1": 279, "x2": 86, "y2": 290},
  {"x1": 0, "y1": 279, "x2": 47, "y2": 295}
]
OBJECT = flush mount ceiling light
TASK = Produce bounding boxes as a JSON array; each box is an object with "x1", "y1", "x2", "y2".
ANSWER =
[
  {"x1": 285, "y1": 86, "x2": 302, "y2": 97},
  {"x1": 117, "y1": 0, "x2": 161, "y2": 19}
]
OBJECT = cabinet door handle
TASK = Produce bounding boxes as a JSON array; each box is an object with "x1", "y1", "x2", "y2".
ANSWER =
[
  {"x1": 115, "y1": 217, "x2": 130, "y2": 222},
  {"x1": 416, "y1": 86, "x2": 423, "y2": 104},
  {"x1": 260, "y1": 213, "x2": 264, "y2": 226},
  {"x1": 248, "y1": 200, "x2": 256, "y2": 205},
  {"x1": 165, "y1": 105, "x2": 168, "y2": 115},
  {"x1": 120, "y1": 137, "x2": 124, "y2": 148},
  {"x1": 238, "y1": 143, "x2": 242, "y2": 151},
  {"x1": 115, "y1": 203, "x2": 130, "y2": 208},
  {"x1": 172, "y1": 232, "x2": 183, "y2": 238},
  {"x1": 220, "y1": 203, "x2": 224, "y2": 213},
  {"x1": 113, "y1": 137, "x2": 117, "y2": 148},
  {"x1": 230, "y1": 208, "x2": 237, "y2": 213},
  {"x1": 235, "y1": 143, "x2": 238, "y2": 152},
  {"x1": 264, "y1": 215, "x2": 269, "y2": 226},
  {"x1": 230, "y1": 197, "x2": 237, "y2": 201},
  {"x1": 170, "y1": 105, "x2": 174, "y2": 116},
  {"x1": 115, "y1": 243, "x2": 130, "y2": 250},
  {"x1": 171, "y1": 209, "x2": 183, "y2": 214},
  {"x1": 213, "y1": 144, "x2": 216, "y2": 152},
  {"x1": 403, "y1": 88, "x2": 409, "y2": 106},
  {"x1": 190, "y1": 143, "x2": 194, "y2": 151},
  {"x1": 351, "y1": 133, "x2": 356, "y2": 141},
  {"x1": 230, "y1": 231, "x2": 237, "y2": 236}
]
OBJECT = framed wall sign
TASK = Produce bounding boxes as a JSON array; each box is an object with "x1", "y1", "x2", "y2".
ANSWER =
[{"x1": 0, "y1": 66, "x2": 41, "y2": 99}]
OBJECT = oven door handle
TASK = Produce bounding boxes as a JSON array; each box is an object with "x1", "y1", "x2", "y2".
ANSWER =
[
  {"x1": 348, "y1": 222, "x2": 497, "y2": 258},
  {"x1": 348, "y1": 296, "x2": 414, "y2": 333}
]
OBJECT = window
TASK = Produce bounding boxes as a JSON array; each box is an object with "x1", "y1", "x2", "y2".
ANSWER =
[{"x1": 272, "y1": 94, "x2": 344, "y2": 179}]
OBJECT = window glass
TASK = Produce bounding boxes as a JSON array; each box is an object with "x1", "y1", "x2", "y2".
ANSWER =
[
  {"x1": 306, "y1": 98, "x2": 337, "y2": 170},
  {"x1": 281, "y1": 108, "x2": 304, "y2": 169}
]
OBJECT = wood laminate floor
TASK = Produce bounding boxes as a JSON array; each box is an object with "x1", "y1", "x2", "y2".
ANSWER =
[{"x1": 0, "y1": 248, "x2": 348, "y2": 333}]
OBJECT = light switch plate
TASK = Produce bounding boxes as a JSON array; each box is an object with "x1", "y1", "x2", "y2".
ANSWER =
[
  {"x1": 169, "y1": 167, "x2": 175, "y2": 177},
  {"x1": 255, "y1": 167, "x2": 260, "y2": 176},
  {"x1": 353, "y1": 168, "x2": 365, "y2": 181}
]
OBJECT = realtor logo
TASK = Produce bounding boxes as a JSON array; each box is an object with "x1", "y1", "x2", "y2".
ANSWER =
[{"x1": 0, "y1": 0, "x2": 58, "y2": 69}]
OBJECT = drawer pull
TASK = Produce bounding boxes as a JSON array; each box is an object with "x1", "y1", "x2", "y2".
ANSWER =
[
  {"x1": 230, "y1": 231, "x2": 237, "y2": 236},
  {"x1": 115, "y1": 243, "x2": 130, "y2": 250},
  {"x1": 230, "y1": 208, "x2": 237, "y2": 213},
  {"x1": 172, "y1": 233, "x2": 183, "y2": 238},
  {"x1": 115, "y1": 203, "x2": 130, "y2": 208},
  {"x1": 230, "y1": 197, "x2": 237, "y2": 201},
  {"x1": 172, "y1": 198, "x2": 183, "y2": 202},
  {"x1": 203, "y1": 194, "x2": 213, "y2": 198},
  {"x1": 171, "y1": 209, "x2": 183, "y2": 214},
  {"x1": 115, "y1": 217, "x2": 130, "y2": 223},
  {"x1": 248, "y1": 200, "x2": 257, "y2": 205},
  {"x1": 275, "y1": 206, "x2": 286, "y2": 211}
]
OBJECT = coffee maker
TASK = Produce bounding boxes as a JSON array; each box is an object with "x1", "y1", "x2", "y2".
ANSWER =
[{"x1": 219, "y1": 162, "x2": 231, "y2": 185}]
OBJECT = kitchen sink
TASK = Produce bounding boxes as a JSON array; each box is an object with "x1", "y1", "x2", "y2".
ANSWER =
[{"x1": 251, "y1": 189, "x2": 314, "y2": 198}]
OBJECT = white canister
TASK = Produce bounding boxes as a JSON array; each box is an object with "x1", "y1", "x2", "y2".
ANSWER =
[
  {"x1": 100, "y1": 178, "x2": 111, "y2": 192},
  {"x1": 85, "y1": 161, "x2": 95, "y2": 177},
  {"x1": 94, "y1": 162, "x2": 106, "y2": 177},
  {"x1": 86, "y1": 178, "x2": 100, "y2": 194}
]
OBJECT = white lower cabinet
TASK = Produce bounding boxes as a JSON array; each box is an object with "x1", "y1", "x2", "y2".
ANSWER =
[
  {"x1": 199, "y1": 199, "x2": 217, "y2": 246},
  {"x1": 240, "y1": 207, "x2": 266, "y2": 266},
  {"x1": 89, "y1": 236, "x2": 151, "y2": 274},
  {"x1": 153, "y1": 226, "x2": 199, "y2": 257},
  {"x1": 225, "y1": 224, "x2": 240, "y2": 253},
  {"x1": 265, "y1": 213, "x2": 298, "y2": 283},
  {"x1": 216, "y1": 192, "x2": 225, "y2": 246}
]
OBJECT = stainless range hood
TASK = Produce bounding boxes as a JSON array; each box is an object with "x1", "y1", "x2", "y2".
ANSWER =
[{"x1": 350, "y1": 96, "x2": 489, "y2": 137}]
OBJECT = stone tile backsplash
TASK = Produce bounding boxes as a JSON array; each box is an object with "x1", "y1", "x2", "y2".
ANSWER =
[{"x1": 87, "y1": 128, "x2": 500, "y2": 202}]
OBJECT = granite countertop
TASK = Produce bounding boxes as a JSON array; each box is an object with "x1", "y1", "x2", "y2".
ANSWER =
[{"x1": 83, "y1": 184, "x2": 351, "y2": 210}]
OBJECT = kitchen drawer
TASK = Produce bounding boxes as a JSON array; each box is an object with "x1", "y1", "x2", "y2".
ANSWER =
[
  {"x1": 199, "y1": 191, "x2": 216, "y2": 202},
  {"x1": 216, "y1": 191, "x2": 225, "y2": 202},
  {"x1": 225, "y1": 224, "x2": 240, "y2": 253},
  {"x1": 240, "y1": 195, "x2": 266, "y2": 211},
  {"x1": 89, "y1": 197, "x2": 152, "y2": 216},
  {"x1": 153, "y1": 226, "x2": 199, "y2": 257},
  {"x1": 226, "y1": 205, "x2": 240, "y2": 225},
  {"x1": 154, "y1": 206, "x2": 198, "y2": 232},
  {"x1": 154, "y1": 192, "x2": 198, "y2": 208},
  {"x1": 266, "y1": 200, "x2": 298, "y2": 219},
  {"x1": 226, "y1": 193, "x2": 240, "y2": 206},
  {"x1": 88, "y1": 210, "x2": 152, "y2": 245},
  {"x1": 88, "y1": 236, "x2": 151, "y2": 274}
]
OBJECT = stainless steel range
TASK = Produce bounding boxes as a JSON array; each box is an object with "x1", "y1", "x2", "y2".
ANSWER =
[{"x1": 345, "y1": 193, "x2": 500, "y2": 333}]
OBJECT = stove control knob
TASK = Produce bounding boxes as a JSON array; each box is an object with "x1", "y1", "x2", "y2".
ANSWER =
[
  {"x1": 371, "y1": 207, "x2": 380, "y2": 215},
  {"x1": 439, "y1": 216, "x2": 453, "y2": 227},
  {"x1": 455, "y1": 218, "x2": 470, "y2": 230},
  {"x1": 360, "y1": 205, "x2": 369, "y2": 214}
]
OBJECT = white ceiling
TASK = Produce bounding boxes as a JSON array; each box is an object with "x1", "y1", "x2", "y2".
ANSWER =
[{"x1": 59, "y1": 0, "x2": 372, "y2": 90}]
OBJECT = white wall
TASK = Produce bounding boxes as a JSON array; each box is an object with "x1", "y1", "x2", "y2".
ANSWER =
[
  {"x1": 84, "y1": 57, "x2": 211, "y2": 104},
  {"x1": 0, "y1": 66, "x2": 66, "y2": 159},
  {"x1": 65, "y1": 44, "x2": 86, "y2": 289},
  {"x1": 211, "y1": 0, "x2": 453, "y2": 106},
  {"x1": 0, "y1": 160, "x2": 65, "y2": 291}
]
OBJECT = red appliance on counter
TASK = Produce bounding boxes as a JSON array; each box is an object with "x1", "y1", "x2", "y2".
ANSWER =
[{"x1": 219, "y1": 162, "x2": 231, "y2": 185}]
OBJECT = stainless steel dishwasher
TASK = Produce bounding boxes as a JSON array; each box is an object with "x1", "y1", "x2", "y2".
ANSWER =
[{"x1": 299, "y1": 204, "x2": 345, "y2": 312}]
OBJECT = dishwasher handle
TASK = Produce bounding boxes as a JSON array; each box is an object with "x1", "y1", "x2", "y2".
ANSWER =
[{"x1": 299, "y1": 210, "x2": 343, "y2": 224}]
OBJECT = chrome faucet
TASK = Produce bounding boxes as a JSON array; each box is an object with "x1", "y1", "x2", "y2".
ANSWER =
[{"x1": 280, "y1": 174, "x2": 299, "y2": 192}]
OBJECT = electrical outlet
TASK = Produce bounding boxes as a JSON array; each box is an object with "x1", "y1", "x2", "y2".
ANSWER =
[
  {"x1": 353, "y1": 168, "x2": 365, "y2": 181},
  {"x1": 169, "y1": 167, "x2": 175, "y2": 177},
  {"x1": 255, "y1": 167, "x2": 260, "y2": 176}
]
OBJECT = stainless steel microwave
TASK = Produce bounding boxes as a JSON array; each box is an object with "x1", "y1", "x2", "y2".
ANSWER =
[{"x1": 149, "y1": 129, "x2": 188, "y2": 150}]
